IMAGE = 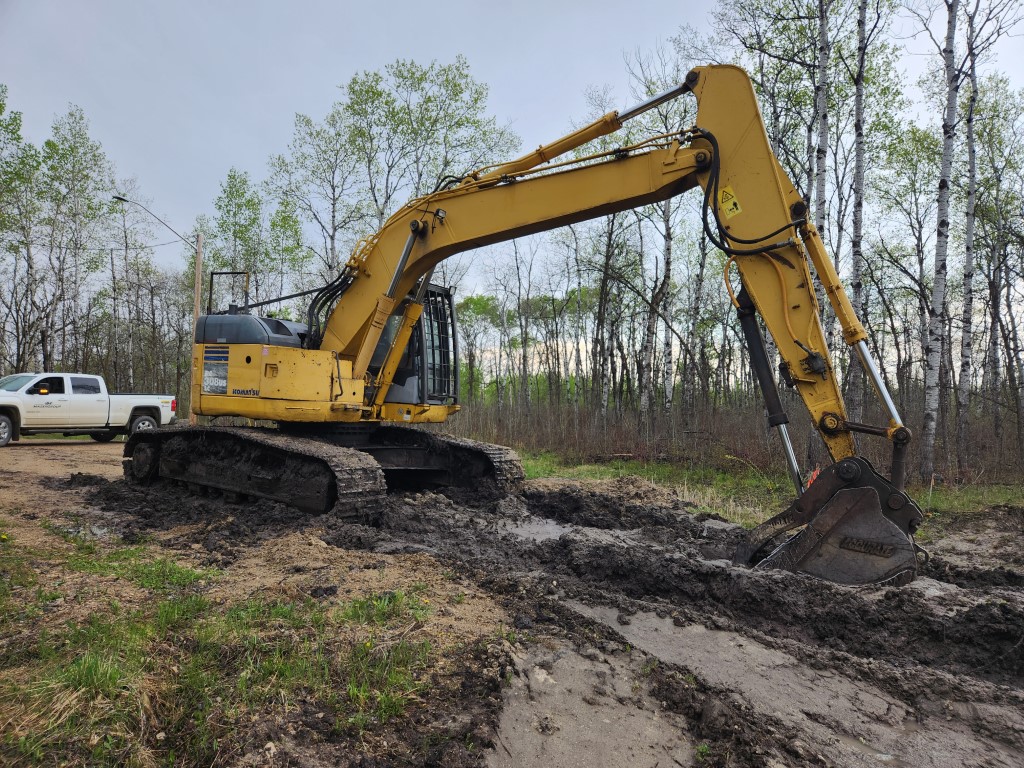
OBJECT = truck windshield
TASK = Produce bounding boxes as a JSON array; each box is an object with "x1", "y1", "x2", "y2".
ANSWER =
[{"x1": 0, "y1": 374, "x2": 35, "y2": 392}]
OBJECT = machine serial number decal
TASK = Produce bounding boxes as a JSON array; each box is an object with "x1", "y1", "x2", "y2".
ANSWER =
[
  {"x1": 231, "y1": 388, "x2": 260, "y2": 396},
  {"x1": 839, "y1": 537, "x2": 896, "y2": 558},
  {"x1": 719, "y1": 185, "x2": 743, "y2": 219}
]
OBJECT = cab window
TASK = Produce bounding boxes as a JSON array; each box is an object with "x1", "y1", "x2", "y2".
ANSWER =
[
  {"x1": 71, "y1": 376, "x2": 102, "y2": 394},
  {"x1": 30, "y1": 376, "x2": 65, "y2": 395}
]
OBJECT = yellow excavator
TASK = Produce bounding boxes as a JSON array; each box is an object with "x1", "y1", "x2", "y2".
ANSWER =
[{"x1": 125, "y1": 65, "x2": 924, "y2": 586}]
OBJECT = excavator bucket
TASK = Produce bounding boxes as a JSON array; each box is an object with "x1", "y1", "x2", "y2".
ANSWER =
[{"x1": 733, "y1": 457, "x2": 924, "y2": 586}]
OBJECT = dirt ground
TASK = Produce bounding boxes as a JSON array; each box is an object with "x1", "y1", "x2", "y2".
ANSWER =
[{"x1": 1, "y1": 441, "x2": 1023, "y2": 767}]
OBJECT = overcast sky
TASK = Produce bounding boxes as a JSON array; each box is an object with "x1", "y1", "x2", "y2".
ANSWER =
[
  {"x1": 0, "y1": 0, "x2": 719, "y2": 264},
  {"x1": 1, "y1": 1, "x2": 1021, "y2": 274}
]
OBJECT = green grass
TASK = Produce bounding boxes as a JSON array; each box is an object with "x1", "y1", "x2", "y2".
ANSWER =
[
  {"x1": 344, "y1": 636, "x2": 431, "y2": 730},
  {"x1": 0, "y1": 525, "x2": 36, "y2": 602},
  {"x1": 155, "y1": 593, "x2": 210, "y2": 634},
  {"x1": 20, "y1": 433, "x2": 95, "y2": 442},
  {"x1": 60, "y1": 651, "x2": 128, "y2": 698},
  {"x1": 0, "y1": 531, "x2": 220, "y2": 765},
  {"x1": 522, "y1": 449, "x2": 789, "y2": 497},
  {"x1": 159, "y1": 592, "x2": 434, "y2": 758},
  {"x1": 64, "y1": 540, "x2": 214, "y2": 591},
  {"x1": 913, "y1": 482, "x2": 1024, "y2": 541},
  {"x1": 917, "y1": 482, "x2": 1024, "y2": 516},
  {"x1": 339, "y1": 589, "x2": 430, "y2": 625},
  {"x1": 1, "y1": 592, "x2": 192, "y2": 765},
  {"x1": 0, "y1": 523, "x2": 54, "y2": 634},
  {"x1": 0, "y1": 549, "x2": 437, "y2": 768},
  {"x1": 522, "y1": 450, "x2": 1024, "y2": 529}
]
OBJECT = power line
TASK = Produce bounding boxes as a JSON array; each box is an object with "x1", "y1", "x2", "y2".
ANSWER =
[{"x1": 10, "y1": 238, "x2": 191, "y2": 252}]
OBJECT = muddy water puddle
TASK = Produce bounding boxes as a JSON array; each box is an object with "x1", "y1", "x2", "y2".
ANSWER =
[
  {"x1": 568, "y1": 601, "x2": 1022, "y2": 768},
  {"x1": 499, "y1": 516, "x2": 574, "y2": 542}
]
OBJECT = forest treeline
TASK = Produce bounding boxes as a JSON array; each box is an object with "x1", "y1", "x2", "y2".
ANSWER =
[{"x1": 1, "y1": 0, "x2": 1022, "y2": 483}]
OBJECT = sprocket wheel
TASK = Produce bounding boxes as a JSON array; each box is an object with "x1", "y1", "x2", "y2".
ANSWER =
[{"x1": 127, "y1": 441, "x2": 160, "y2": 484}]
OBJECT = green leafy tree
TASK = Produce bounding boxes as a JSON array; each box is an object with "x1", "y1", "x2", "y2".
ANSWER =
[
  {"x1": 209, "y1": 168, "x2": 312, "y2": 308},
  {"x1": 21, "y1": 106, "x2": 110, "y2": 370},
  {"x1": 343, "y1": 55, "x2": 519, "y2": 231},
  {"x1": 266, "y1": 106, "x2": 362, "y2": 277},
  {"x1": 456, "y1": 293, "x2": 499, "y2": 403}
]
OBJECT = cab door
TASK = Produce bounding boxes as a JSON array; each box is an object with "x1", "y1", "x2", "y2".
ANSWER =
[
  {"x1": 69, "y1": 376, "x2": 108, "y2": 426},
  {"x1": 24, "y1": 375, "x2": 71, "y2": 428}
]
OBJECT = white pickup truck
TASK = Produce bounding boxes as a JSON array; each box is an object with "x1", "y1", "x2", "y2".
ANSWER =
[{"x1": 0, "y1": 372, "x2": 176, "y2": 447}]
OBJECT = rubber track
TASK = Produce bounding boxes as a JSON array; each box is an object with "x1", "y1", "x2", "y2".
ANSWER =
[{"x1": 125, "y1": 426, "x2": 386, "y2": 522}]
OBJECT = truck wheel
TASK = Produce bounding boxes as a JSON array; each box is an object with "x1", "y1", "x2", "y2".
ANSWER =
[
  {"x1": 90, "y1": 431, "x2": 117, "y2": 443},
  {"x1": 130, "y1": 415, "x2": 158, "y2": 434},
  {"x1": 0, "y1": 415, "x2": 11, "y2": 447}
]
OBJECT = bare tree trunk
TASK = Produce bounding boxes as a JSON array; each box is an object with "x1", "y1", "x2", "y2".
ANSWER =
[
  {"x1": 638, "y1": 200, "x2": 674, "y2": 423},
  {"x1": 984, "y1": 270, "x2": 1003, "y2": 427},
  {"x1": 593, "y1": 216, "x2": 620, "y2": 416},
  {"x1": 1002, "y1": 272, "x2": 1024, "y2": 461},
  {"x1": 954, "y1": 0, "x2": 1022, "y2": 471},
  {"x1": 661, "y1": 301, "x2": 674, "y2": 413},
  {"x1": 109, "y1": 249, "x2": 120, "y2": 387},
  {"x1": 124, "y1": 250, "x2": 135, "y2": 390},
  {"x1": 846, "y1": 0, "x2": 870, "y2": 423},
  {"x1": 573, "y1": 252, "x2": 584, "y2": 412},
  {"x1": 684, "y1": 233, "x2": 710, "y2": 410},
  {"x1": 920, "y1": 0, "x2": 960, "y2": 483},
  {"x1": 807, "y1": 0, "x2": 832, "y2": 470},
  {"x1": 956, "y1": 33, "x2": 980, "y2": 476},
  {"x1": 511, "y1": 240, "x2": 533, "y2": 407}
]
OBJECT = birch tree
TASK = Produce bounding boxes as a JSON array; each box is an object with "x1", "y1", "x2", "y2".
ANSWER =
[
  {"x1": 266, "y1": 107, "x2": 362, "y2": 277},
  {"x1": 625, "y1": 44, "x2": 696, "y2": 423},
  {"x1": 911, "y1": 0, "x2": 962, "y2": 482},
  {"x1": 954, "y1": 0, "x2": 1021, "y2": 473},
  {"x1": 842, "y1": 0, "x2": 899, "y2": 421}
]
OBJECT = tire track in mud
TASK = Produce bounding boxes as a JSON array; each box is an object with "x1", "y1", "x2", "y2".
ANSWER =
[
  {"x1": 382, "y1": 486, "x2": 1024, "y2": 682},
  {"x1": 373, "y1": 485, "x2": 1024, "y2": 766},
  {"x1": 89, "y1": 477, "x2": 1024, "y2": 767}
]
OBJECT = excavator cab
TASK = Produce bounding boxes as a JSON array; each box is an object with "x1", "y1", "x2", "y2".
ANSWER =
[{"x1": 368, "y1": 285, "x2": 458, "y2": 409}]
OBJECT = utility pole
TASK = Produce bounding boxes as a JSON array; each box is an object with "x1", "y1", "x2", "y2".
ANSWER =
[
  {"x1": 111, "y1": 194, "x2": 202, "y2": 424},
  {"x1": 191, "y1": 233, "x2": 203, "y2": 425}
]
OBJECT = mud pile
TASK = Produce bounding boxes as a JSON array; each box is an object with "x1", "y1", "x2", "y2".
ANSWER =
[{"x1": 87, "y1": 474, "x2": 1024, "y2": 767}]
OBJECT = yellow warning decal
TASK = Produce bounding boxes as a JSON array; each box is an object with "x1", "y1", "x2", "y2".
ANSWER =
[{"x1": 719, "y1": 185, "x2": 742, "y2": 219}]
